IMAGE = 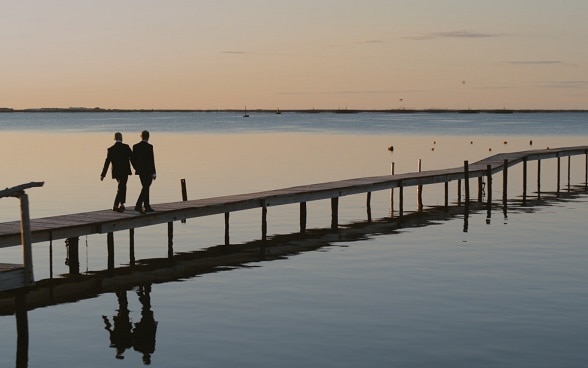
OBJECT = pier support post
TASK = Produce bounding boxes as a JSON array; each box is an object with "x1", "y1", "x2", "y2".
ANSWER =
[
  {"x1": 478, "y1": 177, "x2": 483, "y2": 202},
  {"x1": 261, "y1": 200, "x2": 268, "y2": 241},
  {"x1": 181, "y1": 179, "x2": 188, "y2": 224},
  {"x1": 486, "y1": 164, "x2": 492, "y2": 223},
  {"x1": 15, "y1": 290, "x2": 29, "y2": 368},
  {"x1": 225, "y1": 212, "x2": 230, "y2": 245},
  {"x1": 444, "y1": 181, "x2": 449, "y2": 211},
  {"x1": 585, "y1": 150, "x2": 588, "y2": 191},
  {"x1": 66, "y1": 237, "x2": 80, "y2": 275},
  {"x1": 568, "y1": 156, "x2": 571, "y2": 191},
  {"x1": 167, "y1": 222, "x2": 174, "y2": 258},
  {"x1": 331, "y1": 197, "x2": 339, "y2": 231},
  {"x1": 390, "y1": 162, "x2": 395, "y2": 216},
  {"x1": 399, "y1": 181, "x2": 404, "y2": 218},
  {"x1": 417, "y1": 159, "x2": 423, "y2": 212},
  {"x1": 537, "y1": 159, "x2": 542, "y2": 199},
  {"x1": 503, "y1": 159, "x2": 508, "y2": 205},
  {"x1": 523, "y1": 158, "x2": 528, "y2": 205},
  {"x1": 366, "y1": 192, "x2": 372, "y2": 223},
  {"x1": 129, "y1": 229, "x2": 135, "y2": 266},
  {"x1": 19, "y1": 193, "x2": 34, "y2": 285},
  {"x1": 107, "y1": 233, "x2": 114, "y2": 270},
  {"x1": 457, "y1": 180, "x2": 462, "y2": 206},
  {"x1": 299, "y1": 202, "x2": 307, "y2": 234},
  {"x1": 557, "y1": 155, "x2": 561, "y2": 196},
  {"x1": 464, "y1": 161, "x2": 470, "y2": 207}
]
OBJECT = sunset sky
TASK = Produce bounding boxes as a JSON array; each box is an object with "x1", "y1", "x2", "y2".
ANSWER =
[{"x1": 2, "y1": 0, "x2": 587, "y2": 110}]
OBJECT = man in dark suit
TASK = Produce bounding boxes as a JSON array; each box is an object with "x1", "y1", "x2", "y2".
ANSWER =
[
  {"x1": 101, "y1": 132, "x2": 133, "y2": 212},
  {"x1": 132, "y1": 130, "x2": 156, "y2": 213}
]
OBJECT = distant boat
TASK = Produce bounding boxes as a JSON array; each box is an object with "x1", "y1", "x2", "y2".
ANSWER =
[
  {"x1": 243, "y1": 106, "x2": 249, "y2": 118},
  {"x1": 276, "y1": 108, "x2": 281, "y2": 115}
]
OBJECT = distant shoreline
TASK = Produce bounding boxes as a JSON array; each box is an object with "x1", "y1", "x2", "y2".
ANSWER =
[{"x1": 1, "y1": 107, "x2": 587, "y2": 114}]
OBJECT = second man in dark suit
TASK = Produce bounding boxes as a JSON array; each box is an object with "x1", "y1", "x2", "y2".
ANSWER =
[
  {"x1": 101, "y1": 132, "x2": 133, "y2": 212},
  {"x1": 132, "y1": 130, "x2": 156, "y2": 213}
]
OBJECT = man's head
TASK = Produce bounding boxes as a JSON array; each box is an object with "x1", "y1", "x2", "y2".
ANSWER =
[
  {"x1": 114, "y1": 132, "x2": 123, "y2": 141},
  {"x1": 141, "y1": 130, "x2": 150, "y2": 141}
]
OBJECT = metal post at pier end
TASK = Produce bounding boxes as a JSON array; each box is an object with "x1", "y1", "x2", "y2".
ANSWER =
[
  {"x1": 129, "y1": 229, "x2": 135, "y2": 266},
  {"x1": 168, "y1": 222, "x2": 174, "y2": 258},
  {"x1": 19, "y1": 193, "x2": 34, "y2": 285},
  {"x1": 366, "y1": 192, "x2": 372, "y2": 223},
  {"x1": 503, "y1": 159, "x2": 508, "y2": 206},
  {"x1": 523, "y1": 158, "x2": 528, "y2": 205},
  {"x1": 299, "y1": 202, "x2": 307, "y2": 234},
  {"x1": 107, "y1": 233, "x2": 114, "y2": 271},
  {"x1": 390, "y1": 162, "x2": 395, "y2": 216},
  {"x1": 486, "y1": 164, "x2": 492, "y2": 224},
  {"x1": 261, "y1": 200, "x2": 268, "y2": 241},
  {"x1": 464, "y1": 161, "x2": 470, "y2": 208},
  {"x1": 331, "y1": 197, "x2": 339, "y2": 231},
  {"x1": 416, "y1": 159, "x2": 423, "y2": 210},
  {"x1": 537, "y1": 159, "x2": 542, "y2": 199},
  {"x1": 225, "y1": 212, "x2": 230, "y2": 245},
  {"x1": 180, "y1": 179, "x2": 188, "y2": 223}
]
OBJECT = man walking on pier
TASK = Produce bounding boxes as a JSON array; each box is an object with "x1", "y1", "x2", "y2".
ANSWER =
[
  {"x1": 132, "y1": 130, "x2": 156, "y2": 213},
  {"x1": 101, "y1": 132, "x2": 133, "y2": 212}
]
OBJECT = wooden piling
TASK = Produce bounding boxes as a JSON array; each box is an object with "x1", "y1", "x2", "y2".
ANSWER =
[
  {"x1": 19, "y1": 194, "x2": 34, "y2": 285},
  {"x1": 458, "y1": 179, "x2": 462, "y2": 206},
  {"x1": 331, "y1": 197, "x2": 339, "y2": 231},
  {"x1": 66, "y1": 237, "x2": 80, "y2": 275},
  {"x1": 399, "y1": 181, "x2": 404, "y2": 218},
  {"x1": 181, "y1": 179, "x2": 188, "y2": 224},
  {"x1": 107, "y1": 233, "x2": 114, "y2": 270},
  {"x1": 15, "y1": 290, "x2": 28, "y2": 368},
  {"x1": 537, "y1": 159, "x2": 542, "y2": 199},
  {"x1": 557, "y1": 155, "x2": 561, "y2": 195},
  {"x1": 299, "y1": 202, "x2": 307, "y2": 234},
  {"x1": 129, "y1": 229, "x2": 135, "y2": 266},
  {"x1": 261, "y1": 200, "x2": 268, "y2": 241},
  {"x1": 417, "y1": 159, "x2": 423, "y2": 211},
  {"x1": 523, "y1": 158, "x2": 527, "y2": 204},
  {"x1": 390, "y1": 162, "x2": 395, "y2": 216},
  {"x1": 444, "y1": 181, "x2": 449, "y2": 211},
  {"x1": 503, "y1": 159, "x2": 508, "y2": 205},
  {"x1": 477, "y1": 177, "x2": 483, "y2": 202},
  {"x1": 486, "y1": 164, "x2": 492, "y2": 218},
  {"x1": 366, "y1": 192, "x2": 372, "y2": 222},
  {"x1": 464, "y1": 161, "x2": 470, "y2": 207},
  {"x1": 568, "y1": 156, "x2": 571, "y2": 191},
  {"x1": 224, "y1": 212, "x2": 230, "y2": 245},
  {"x1": 167, "y1": 222, "x2": 173, "y2": 258}
]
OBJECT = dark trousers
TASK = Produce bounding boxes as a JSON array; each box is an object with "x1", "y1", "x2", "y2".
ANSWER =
[
  {"x1": 114, "y1": 175, "x2": 129, "y2": 207},
  {"x1": 136, "y1": 175, "x2": 153, "y2": 208}
]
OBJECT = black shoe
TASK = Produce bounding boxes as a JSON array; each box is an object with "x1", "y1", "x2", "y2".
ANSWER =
[
  {"x1": 119, "y1": 205, "x2": 125, "y2": 211},
  {"x1": 113, "y1": 206, "x2": 124, "y2": 213},
  {"x1": 145, "y1": 207, "x2": 155, "y2": 213},
  {"x1": 134, "y1": 206, "x2": 145, "y2": 214}
]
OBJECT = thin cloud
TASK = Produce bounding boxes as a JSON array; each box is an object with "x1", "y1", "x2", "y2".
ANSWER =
[
  {"x1": 544, "y1": 81, "x2": 588, "y2": 89},
  {"x1": 356, "y1": 39, "x2": 385, "y2": 45},
  {"x1": 220, "y1": 50, "x2": 247, "y2": 54},
  {"x1": 406, "y1": 30, "x2": 501, "y2": 40},
  {"x1": 506, "y1": 61, "x2": 562, "y2": 65}
]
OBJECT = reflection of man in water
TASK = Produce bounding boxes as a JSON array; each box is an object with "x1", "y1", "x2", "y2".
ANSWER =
[
  {"x1": 102, "y1": 290, "x2": 133, "y2": 360},
  {"x1": 134, "y1": 284, "x2": 158, "y2": 365}
]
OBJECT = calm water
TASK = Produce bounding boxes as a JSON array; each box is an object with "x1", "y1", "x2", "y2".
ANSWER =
[{"x1": 1, "y1": 112, "x2": 587, "y2": 367}]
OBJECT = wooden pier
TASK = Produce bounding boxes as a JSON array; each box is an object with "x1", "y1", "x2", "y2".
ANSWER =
[{"x1": 0, "y1": 146, "x2": 587, "y2": 268}]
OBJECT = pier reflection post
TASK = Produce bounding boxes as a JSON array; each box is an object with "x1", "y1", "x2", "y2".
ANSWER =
[{"x1": 15, "y1": 290, "x2": 29, "y2": 368}]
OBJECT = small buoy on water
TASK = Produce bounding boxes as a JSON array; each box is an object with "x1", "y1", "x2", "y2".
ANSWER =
[
  {"x1": 470, "y1": 141, "x2": 473, "y2": 144},
  {"x1": 530, "y1": 140, "x2": 533, "y2": 145},
  {"x1": 504, "y1": 141, "x2": 508, "y2": 145},
  {"x1": 388, "y1": 146, "x2": 394, "y2": 152},
  {"x1": 489, "y1": 148, "x2": 492, "y2": 151}
]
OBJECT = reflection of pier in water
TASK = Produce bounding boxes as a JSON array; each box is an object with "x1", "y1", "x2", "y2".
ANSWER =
[{"x1": 1, "y1": 185, "x2": 586, "y2": 316}]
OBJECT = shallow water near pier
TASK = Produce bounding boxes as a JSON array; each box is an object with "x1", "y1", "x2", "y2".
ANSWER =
[{"x1": 1, "y1": 112, "x2": 587, "y2": 367}]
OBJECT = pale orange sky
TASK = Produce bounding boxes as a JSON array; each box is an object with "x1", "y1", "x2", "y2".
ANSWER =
[{"x1": 2, "y1": 0, "x2": 587, "y2": 110}]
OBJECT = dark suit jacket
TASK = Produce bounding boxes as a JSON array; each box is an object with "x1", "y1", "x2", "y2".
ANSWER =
[
  {"x1": 132, "y1": 141, "x2": 156, "y2": 176},
  {"x1": 101, "y1": 142, "x2": 133, "y2": 179}
]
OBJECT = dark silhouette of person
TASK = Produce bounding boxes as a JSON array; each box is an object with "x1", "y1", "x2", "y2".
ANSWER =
[
  {"x1": 133, "y1": 284, "x2": 158, "y2": 365},
  {"x1": 102, "y1": 290, "x2": 133, "y2": 360},
  {"x1": 101, "y1": 132, "x2": 133, "y2": 212},
  {"x1": 132, "y1": 130, "x2": 156, "y2": 213}
]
